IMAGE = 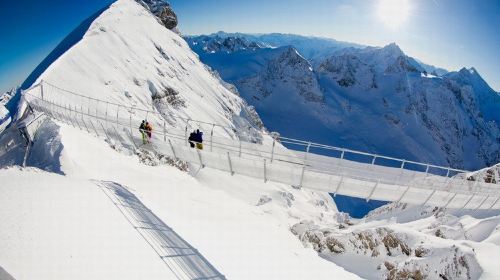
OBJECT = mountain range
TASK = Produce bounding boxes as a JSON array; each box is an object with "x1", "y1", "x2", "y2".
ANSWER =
[{"x1": 186, "y1": 33, "x2": 500, "y2": 170}]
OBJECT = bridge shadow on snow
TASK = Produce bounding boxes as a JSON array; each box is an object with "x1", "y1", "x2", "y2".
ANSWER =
[{"x1": 95, "y1": 180, "x2": 225, "y2": 280}]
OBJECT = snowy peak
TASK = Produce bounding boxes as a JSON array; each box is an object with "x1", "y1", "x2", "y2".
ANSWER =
[
  {"x1": 189, "y1": 35, "x2": 264, "y2": 53},
  {"x1": 380, "y1": 42, "x2": 404, "y2": 57},
  {"x1": 248, "y1": 46, "x2": 323, "y2": 103},
  {"x1": 454, "y1": 67, "x2": 489, "y2": 86},
  {"x1": 23, "y1": 0, "x2": 263, "y2": 142},
  {"x1": 318, "y1": 53, "x2": 375, "y2": 89},
  {"x1": 317, "y1": 43, "x2": 427, "y2": 89},
  {"x1": 444, "y1": 66, "x2": 500, "y2": 122},
  {"x1": 271, "y1": 46, "x2": 313, "y2": 74}
]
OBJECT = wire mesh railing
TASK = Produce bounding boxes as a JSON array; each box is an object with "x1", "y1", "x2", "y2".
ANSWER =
[{"x1": 21, "y1": 81, "x2": 500, "y2": 210}]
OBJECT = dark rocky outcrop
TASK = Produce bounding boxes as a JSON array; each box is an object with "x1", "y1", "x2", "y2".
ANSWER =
[{"x1": 139, "y1": 0, "x2": 178, "y2": 30}]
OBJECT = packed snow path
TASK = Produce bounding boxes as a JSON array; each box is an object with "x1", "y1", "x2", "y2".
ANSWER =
[
  {"x1": 20, "y1": 81, "x2": 500, "y2": 210},
  {"x1": 97, "y1": 181, "x2": 226, "y2": 280}
]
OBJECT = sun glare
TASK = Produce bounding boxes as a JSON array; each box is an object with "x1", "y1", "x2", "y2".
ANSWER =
[{"x1": 377, "y1": 0, "x2": 411, "y2": 29}]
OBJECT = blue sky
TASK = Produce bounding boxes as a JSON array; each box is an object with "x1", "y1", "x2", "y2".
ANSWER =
[
  {"x1": 0, "y1": 0, "x2": 114, "y2": 93},
  {"x1": 1, "y1": 0, "x2": 499, "y2": 93}
]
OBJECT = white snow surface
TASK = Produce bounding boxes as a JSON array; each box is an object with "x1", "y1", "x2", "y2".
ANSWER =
[{"x1": 0, "y1": 122, "x2": 360, "y2": 280}]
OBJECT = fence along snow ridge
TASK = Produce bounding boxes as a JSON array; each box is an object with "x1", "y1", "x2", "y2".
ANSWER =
[{"x1": 21, "y1": 81, "x2": 500, "y2": 210}]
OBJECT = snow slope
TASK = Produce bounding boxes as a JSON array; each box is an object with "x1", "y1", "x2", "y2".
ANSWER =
[
  {"x1": 30, "y1": 0, "x2": 261, "y2": 140},
  {"x1": 0, "y1": 120, "x2": 361, "y2": 280}
]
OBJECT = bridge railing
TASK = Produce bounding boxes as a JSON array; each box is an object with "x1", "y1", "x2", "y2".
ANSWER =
[{"x1": 21, "y1": 81, "x2": 500, "y2": 210}]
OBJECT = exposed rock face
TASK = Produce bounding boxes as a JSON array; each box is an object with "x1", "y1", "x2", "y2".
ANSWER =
[
  {"x1": 240, "y1": 46, "x2": 324, "y2": 103},
  {"x1": 139, "y1": 0, "x2": 178, "y2": 30},
  {"x1": 291, "y1": 220, "x2": 483, "y2": 280}
]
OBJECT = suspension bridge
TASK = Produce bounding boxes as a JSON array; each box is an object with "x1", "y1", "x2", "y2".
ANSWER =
[{"x1": 17, "y1": 81, "x2": 500, "y2": 210}]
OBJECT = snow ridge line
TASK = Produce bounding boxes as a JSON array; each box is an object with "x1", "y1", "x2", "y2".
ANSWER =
[
  {"x1": 22, "y1": 83, "x2": 500, "y2": 210},
  {"x1": 96, "y1": 180, "x2": 226, "y2": 280}
]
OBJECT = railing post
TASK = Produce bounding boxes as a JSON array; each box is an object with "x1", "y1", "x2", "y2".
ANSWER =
[
  {"x1": 129, "y1": 110, "x2": 133, "y2": 136},
  {"x1": 210, "y1": 124, "x2": 215, "y2": 152},
  {"x1": 40, "y1": 80, "x2": 44, "y2": 100},
  {"x1": 163, "y1": 120, "x2": 166, "y2": 142},
  {"x1": 87, "y1": 97, "x2": 91, "y2": 115},
  {"x1": 336, "y1": 149, "x2": 345, "y2": 172},
  {"x1": 80, "y1": 105, "x2": 90, "y2": 133},
  {"x1": 263, "y1": 159, "x2": 267, "y2": 183},
  {"x1": 474, "y1": 196, "x2": 489, "y2": 211},
  {"x1": 105, "y1": 102, "x2": 109, "y2": 129},
  {"x1": 334, "y1": 175, "x2": 343, "y2": 197},
  {"x1": 184, "y1": 119, "x2": 190, "y2": 147},
  {"x1": 65, "y1": 104, "x2": 74, "y2": 126},
  {"x1": 94, "y1": 99, "x2": 98, "y2": 118},
  {"x1": 395, "y1": 160, "x2": 406, "y2": 185},
  {"x1": 460, "y1": 193, "x2": 476, "y2": 210},
  {"x1": 299, "y1": 142, "x2": 311, "y2": 188},
  {"x1": 238, "y1": 139, "x2": 242, "y2": 157},
  {"x1": 443, "y1": 169, "x2": 451, "y2": 187},
  {"x1": 99, "y1": 121, "x2": 111, "y2": 142},
  {"x1": 227, "y1": 152, "x2": 234, "y2": 175},
  {"x1": 443, "y1": 192, "x2": 458, "y2": 209},
  {"x1": 370, "y1": 155, "x2": 377, "y2": 171},
  {"x1": 73, "y1": 105, "x2": 82, "y2": 130},
  {"x1": 396, "y1": 186, "x2": 410, "y2": 204},
  {"x1": 196, "y1": 149, "x2": 204, "y2": 168},
  {"x1": 89, "y1": 119, "x2": 100, "y2": 137},
  {"x1": 488, "y1": 196, "x2": 500, "y2": 210},
  {"x1": 270, "y1": 139, "x2": 276, "y2": 163},
  {"x1": 168, "y1": 139, "x2": 177, "y2": 160},
  {"x1": 366, "y1": 180, "x2": 379, "y2": 202},
  {"x1": 422, "y1": 189, "x2": 437, "y2": 207}
]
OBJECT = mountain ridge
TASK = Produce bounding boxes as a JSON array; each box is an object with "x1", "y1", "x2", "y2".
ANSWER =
[{"x1": 186, "y1": 34, "x2": 500, "y2": 170}]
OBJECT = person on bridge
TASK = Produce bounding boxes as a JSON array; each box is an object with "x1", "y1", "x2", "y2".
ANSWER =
[
  {"x1": 145, "y1": 121, "x2": 153, "y2": 143},
  {"x1": 188, "y1": 130, "x2": 196, "y2": 148},
  {"x1": 194, "y1": 129, "x2": 203, "y2": 150},
  {"x1": 139, "y1": 120, "x2": 147, "y2": 144}
]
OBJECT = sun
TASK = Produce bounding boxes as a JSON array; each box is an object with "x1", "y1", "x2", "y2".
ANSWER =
[{"x1": 376, "y1": 0, "x2": 411, "y2": 29}]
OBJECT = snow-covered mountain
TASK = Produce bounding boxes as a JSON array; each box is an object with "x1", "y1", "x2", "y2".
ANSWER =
[
  {"x1": 2, "y1": 1, "x2": 500, "y2": 279},
  {"x1": 192, "y1": 32, "x2": 362, "y2": 65},
  {"x1": 186, "y1": 34, "x2": 500, "y2": 170}
]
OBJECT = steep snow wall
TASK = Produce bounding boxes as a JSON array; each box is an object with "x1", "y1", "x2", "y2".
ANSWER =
[{"x1": 21, "y1": 0, "x2": 260, "y2": 139}]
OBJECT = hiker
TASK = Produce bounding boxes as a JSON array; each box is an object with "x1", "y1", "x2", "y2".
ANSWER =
[
  {"x1": 188, "y1": 130, "x2": 196, "y2": 148},
  {"x1": 139, "y1": 120, "x2": 147, "y2": 144},
  {"x1": 145, "y1": 121, "x2": 153, "y2": 143},
  {"x1": 194, "y1": 129, "x2": 203, "y2": 150}
]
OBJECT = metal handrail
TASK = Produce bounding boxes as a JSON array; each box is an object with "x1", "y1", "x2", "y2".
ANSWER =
[
  {"x1": 27, "y1": 80, "x2": 480, "y2": 176},
  {"x1": 22, "y1": 89, "x2": 500, "y2": 209}
]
